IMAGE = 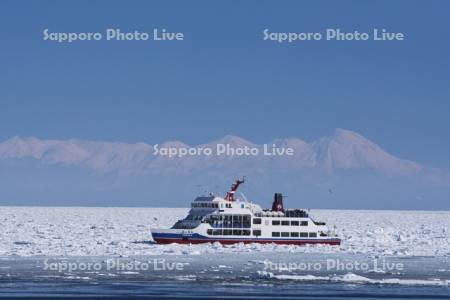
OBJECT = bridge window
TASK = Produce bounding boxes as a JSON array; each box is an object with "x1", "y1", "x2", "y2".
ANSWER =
[
  {"x1": 242, "y1": 229, "x2": 251, "y2": 236},
  {"x1": 272, "y1": 220, "x2": 280, "y2": 226},
  {"x1": 309, "y1": 232, "x2": 317, "y2": 238},
  {"x1": 290, "y1": 232, "x2": 299, "y2": 237},
  {"x1": 300, "y1": 221, "x2": 308, "y2": 226},
  {"x1": 272, "y1": 232, "x2": 280, "y2": 237},
  {"x1": 291, "y1": 221, "x2": 299, "y2": 226},
  {"x1": 281, "y1": 220, "x2": 289, "y2": 226},
  {"x1": 300, "y1": 232, "x2": 308, "y2": 237},
  {"x1": 233, "y1": 229, "x2": 242, "y2": 236},
  {"x1": 281, "y1": 232, "x2": 289, "y2": 237},
  {"x1": 213, "y1": 229, "x2": 222, "y2": 235},
  {"x1": 207, "y1": 229, "x2": 213, "y2": 235}
]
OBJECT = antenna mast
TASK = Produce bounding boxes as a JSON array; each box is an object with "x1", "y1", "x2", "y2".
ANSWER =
[{"x1": 225, "y1": 177, "x2": 245, "y2": 201}]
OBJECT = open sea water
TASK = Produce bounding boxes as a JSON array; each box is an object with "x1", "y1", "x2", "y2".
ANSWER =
[{"x1": 0, "y1": 253, "x2": 449, "y2": 299}]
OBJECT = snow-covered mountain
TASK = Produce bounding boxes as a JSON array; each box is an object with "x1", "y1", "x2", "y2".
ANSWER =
[
  {"x1": 0, "y1": 129, "x2": 429, "y2": 176},
  {"x1": 0, "y1": 129, "x2": 448, "y2": 208},
  {"x1": 312, "y1": 129, "x2": 424, "y2": 176},
  {"x1": 0, "y1": 136, "x2": 153, "y2": 173}
]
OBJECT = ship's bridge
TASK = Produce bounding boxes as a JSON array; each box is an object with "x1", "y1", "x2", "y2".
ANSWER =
[
  {"x1": 193, "y1": 195, "x2": 215, "y2": 202},
  {"x1": 191, "y1": 195, "x2": 220, "y2": 209},
  {"x1": 190, "y1": 195, "x2": 263, "y2": 215}
]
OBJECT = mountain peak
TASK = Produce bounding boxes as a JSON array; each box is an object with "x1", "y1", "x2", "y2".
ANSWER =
[
  {"x1": 313, "y1": 129, "x2": 422, "y2": 175},
  {"x1": 0, "y1": 136, "x2": 50, "y2": 159},
  {"x1": 4, "y1": 136, "x2": 29, "y2": 145},
  {"x1": 207, "y1": 135, "x2": 255, "y2": 147},
  {"x1": 332, "y1": 128, "x2": 369, "y2": 143},
  {"x1": 159, "y1": 140, "x2": 189, "y2": 148}
]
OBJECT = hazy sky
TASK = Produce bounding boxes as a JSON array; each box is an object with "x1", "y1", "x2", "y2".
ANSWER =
[{"x1": 1, "y1": 1, "x2": 449, "y2": 169}]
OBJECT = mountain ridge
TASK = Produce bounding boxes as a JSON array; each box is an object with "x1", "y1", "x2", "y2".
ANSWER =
[
  {"x1": 0, "y1": 129, "x2": 440, "y2": 179},
  {"x1": 1, "y1": 129, "x2": 449, "y2": 208}
]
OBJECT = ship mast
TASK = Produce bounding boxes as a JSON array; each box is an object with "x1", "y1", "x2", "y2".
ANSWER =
[{"x1": 225, "y1": 177, "x2": 245, "y2": 201}]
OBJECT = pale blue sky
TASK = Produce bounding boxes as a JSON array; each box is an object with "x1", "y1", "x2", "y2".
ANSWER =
[{"x1": 1, "y1": 0, "x2": 449, "y2": 169}]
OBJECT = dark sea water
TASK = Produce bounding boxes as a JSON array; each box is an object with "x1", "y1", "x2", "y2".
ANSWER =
[
  {"x1": 2, "y1": 280, "x2": 450, "y2": 299},
  {"x1": 0, "y1": 254, "x2": 449, "y2": 299}
]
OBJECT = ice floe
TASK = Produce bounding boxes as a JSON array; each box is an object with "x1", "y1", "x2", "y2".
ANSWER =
[
  {"x1": 257, "y1": 271, "x2": 450, "y2": 286},
  {"x1": 0, "y1": 207, "x2": 449, "y2": 257}
]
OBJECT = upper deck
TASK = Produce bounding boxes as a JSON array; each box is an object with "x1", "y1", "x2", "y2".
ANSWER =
[
  {"x1": 190, "y1": 196, "x2": 310, "y2": 219},
  {"x1": 173, "y1": 179, "x2": 328, "y2": 232}
]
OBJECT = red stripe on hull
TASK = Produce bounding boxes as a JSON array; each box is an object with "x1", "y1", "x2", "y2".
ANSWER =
[{"x1": 154, "y1": 237, "x2": 341, "y2": 246}]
